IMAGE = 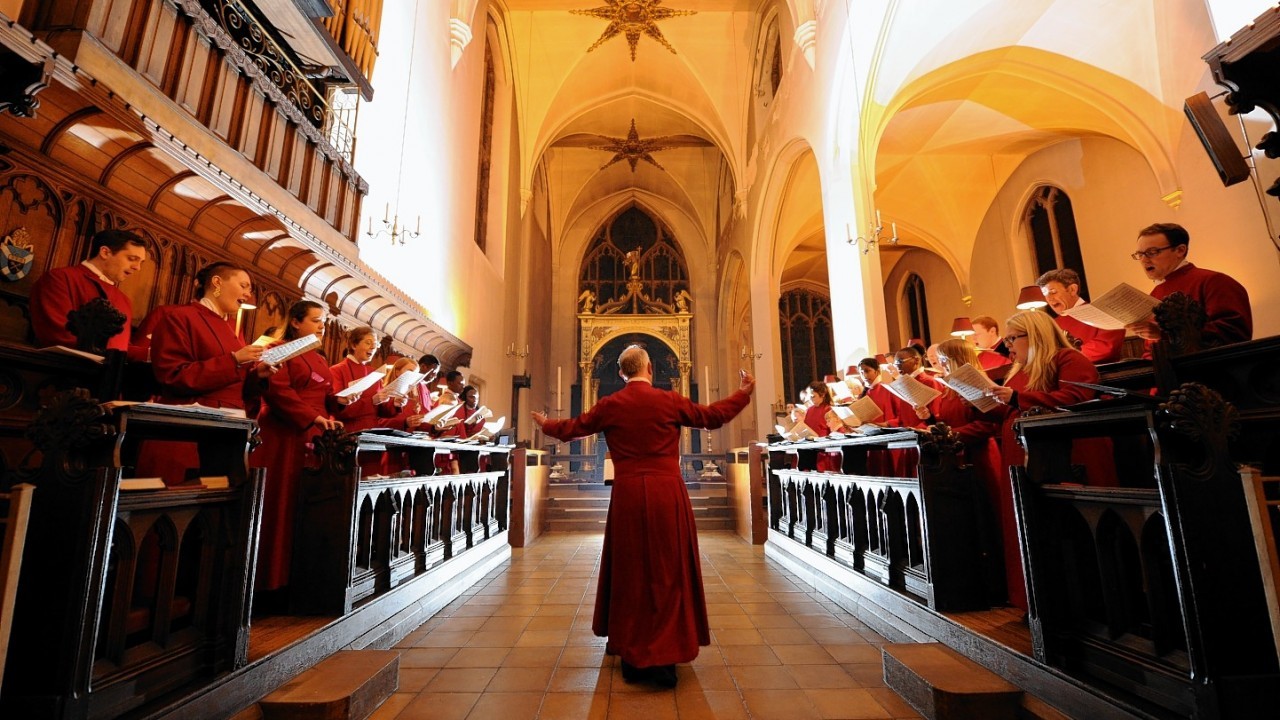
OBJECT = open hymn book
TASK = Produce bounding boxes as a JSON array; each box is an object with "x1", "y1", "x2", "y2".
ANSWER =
[
  {"x1": 334, "y1": 370, "x2": 385, "y2": 399},
  {"x1": 774, "y1": 420, "x2": 819, "y2": 441},
  {"x1": 936, "y1": 364, "x2": 1002, "y2": 412},
  {"x1": 885, "y1": 375, "x2": 942, "y2": 409},
  {"x1": 826, "y1": 381, "x2": 856, "y2": 404},
  {"x1": 832, "y1": 396, "x2": 883, "y2": 425},
  {"x1": 1061, "y1": 282, "x2": 1159, "y2": 331}
]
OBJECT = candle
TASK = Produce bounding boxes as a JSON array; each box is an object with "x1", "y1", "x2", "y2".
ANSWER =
[
  {"x1": 891, "y1": 221, "x2": 898, "y2": 237},
  {"x1": 875, "y1": 209, "x2": 882, "y2": 226},
  {"x1": 704, "y1": 365, "x2": 710, "y2": 401},
  {"x1": 557, "y1": 366, "x2": 562, "y2": 410},
  {"x1": 383, "y1": 202, "x2": 389, "y2": 222}
]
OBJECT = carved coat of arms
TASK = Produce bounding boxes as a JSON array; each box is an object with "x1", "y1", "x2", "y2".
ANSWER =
[{"x1": 1, "y1": 228, "x2": 34, "y2": 282}]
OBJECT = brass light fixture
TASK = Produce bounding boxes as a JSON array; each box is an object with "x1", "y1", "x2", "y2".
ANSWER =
[{"x1": 571, "y1": 1, "x2": 696, "y2": 60}]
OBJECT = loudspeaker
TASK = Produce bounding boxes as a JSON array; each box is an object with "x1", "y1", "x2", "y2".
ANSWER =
[{"x1": 1185, "y1": 91, "x2": 1251, "y2": 187}]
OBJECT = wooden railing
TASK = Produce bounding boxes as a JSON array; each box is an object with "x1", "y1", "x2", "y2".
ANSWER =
[
  {"x1": 291, "y1": 431, "x2": 512, "y2": 616},
  {"x1": 2, "y1": 397, "x2": 262, "y2": 720},
  {"x1": 0, "y1": 483, "x2": 34, "y2": 694},
  {"x1": 765, "y1": 427, "x2": 995, "y2": 612},
  {"x1": 1013, "y1": 395, "x2": 1280, "y2": 718}
]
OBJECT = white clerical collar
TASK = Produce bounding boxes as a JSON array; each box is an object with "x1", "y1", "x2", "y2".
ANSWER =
[
  {"x1": 80, "y1": 260, "x2": 115, "y2": 286},
  {"x1": 345, "y1": 354, "x2": 369, "y2": 365},
  {"x1": 198, "y1": 297, "x2": 226, "y2": 319},
  {"x1": 1156, "y1": 260, "x2": 1191, "y2": 284},
  {"x1": 1072, "y1": 297, "x2": 1087, "y2": 308},
  {"x1": 625, "y1": 377, "x2": 652, "y2": 384}
]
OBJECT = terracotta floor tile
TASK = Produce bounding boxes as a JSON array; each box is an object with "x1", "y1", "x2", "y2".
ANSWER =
[
  {"x1": 477, "y1": 615, "x2": 532, "y2": 632},
  {"x1": 711, "y1": 628, "x2": 764, "y2": 645},
  {"x1": 792, "y1": 613, "x2": 849, "y2": 629},
  {"x1": 866, "y1": 687, "x2": 922, "y2": 718},
  {"x1": 786, "y1": 664, "x2": 855, "y2": 689},
  {"x1": 673, "y1": 690, "x2": 749, "y2": 720},
  {"x1": 740, "y1": 688, "x2": 821, "y2": 720},
  {"x1": 416, "y1": 630, "x2": 475, "y2": 647},
  {"x1": 728, "y1": 664, "x2": 799, "y2": 690},
  {"x1": 844, "y1": 662, "x2": 888, "y2": 687},
  {"x1": 395, "y1": 692, "x2": 479, "y2": 720},
  {"x1": 395, "y1": 668, "x2": 440, "y2": 692},
  {"x1": 467, "y1": 629, "x2": 524, "y2": 647},
  {"x1": 804, "y1": 688, "x2": 894, "y2": 719},
  {"x1": 502, "y1": 646, "x2": 564, "y2": 667},
  {"x1": 807, "y1": 627, "x2": 866, "y2": 645},
  {"x1": 705, "y1": 602, "x2": 747, "y2": 616},
  {"x1": 450, "y1": 604, "x2": 497, "y2": 617},
  {"x1": 516, "y1": 629, "x2": 571, "y2": 647},
  {"x1": 759, "y1": 627, "x2": 817, "y2": 645},
  {"x1": 548, "y1": 666, "x2": 610, "y2": 693},
  {"x1": 707, "y1": 614, "x2": 756, "y2": 630},
  {"x1": 367, "y1": 691, "x2": 414, "y2": 720},
  {"x1": 398, "y1": 647, "x2": 459, "y2": 668},
  {"x1": 444, "y1": 647, "x2": 509, "y2": 668},
  {"x1": 525, "y1": 615, "x2": 574, "y2": 631},
  {"x1": 674, "y1": 664, "x2": 737, "y2": 693},
  {"x1": 425, "y1": 667, "x2": 498, "y2": 693},
  {"x1": 825, "y1": 644, "x2": 882, "y2": 664},
  {"x1": 750, "y1": 614, "x2": 801, "y2": 629},
  {"x1": 487, "y1": 666, "x2": 553, "y2": 692},
  {"x1": 557, "y1": 646, "x2": 608, "y2": 668},
  {"x1": 772, "y1": 644, "x2": 838, "y2": 665},
  {"x1": 536, "y1": 691, "x2": 609, "y2": 720},
  {"x1": 466, "y1": 691, "x2": 543, "y2": 720},
  {"x1": 717, "y1": 644, "x2": 780, "y2": 666},
  {"x1": 740, "y1": 601, "x2": 787, "y2": 615},
  {"x1": 534, "y1": 603, "x2": 581, "y2": 616},
  {"x1": 607, "y1": 690, "x2": 679, "y2": 719}
]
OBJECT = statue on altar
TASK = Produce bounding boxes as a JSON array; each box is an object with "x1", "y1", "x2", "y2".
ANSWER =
[
  {"x1": 624, "y1": 247, "x2": 641, "y2": 280},
  {"x1": 578, "y1": 289, "x2": 596, "y2": 314},
  {"x1": 674, "y1": 289, "x2": 691, "y2": 313}
]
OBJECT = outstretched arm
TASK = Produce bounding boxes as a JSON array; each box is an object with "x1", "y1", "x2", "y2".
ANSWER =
[{"x1": 677, "y1": 371, "x2": 755, "y2": 429}]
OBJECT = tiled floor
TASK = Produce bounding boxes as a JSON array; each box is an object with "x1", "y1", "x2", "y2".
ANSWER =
[{"x1": 373, "y1": 531, "x2": 921, "y2": 720}]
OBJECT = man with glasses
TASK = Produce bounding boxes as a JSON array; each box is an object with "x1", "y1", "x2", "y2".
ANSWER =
[{"x1": 1125, "y1": 222, "x2": 1252, "y2": 347}]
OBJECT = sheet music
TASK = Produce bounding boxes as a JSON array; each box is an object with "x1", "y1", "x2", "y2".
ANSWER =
[
  {"x1": 384, "y1": 370, "x2": 425, "y2": 397},
  {"x1": 827, "y1": 381, "x2": 855, "y2": 404},
  {"x1": 845, "y1": 396, "x2": 884, "y2": 423},
  {"x1": 334, "y1": 370, "x2": 385, "y2": 399},
  {"x1": 464, "y1": 406, "x2": 493, "y2": 425},
  {"x1": 260, "y1": 334, "x2": 321, "y2": 365},
  {"x1": 886, "y1": 375, "x2": 942, "y2": 409},
  {"x1": 937, "y1": 364, "x2": 1001, "y2": 412},
  {"x1": 1062, "y1": 283, "x2": 1159, "y2": 330},
  {"x1": 423, "y1": 402, "x2": 460, "y2": 425}
]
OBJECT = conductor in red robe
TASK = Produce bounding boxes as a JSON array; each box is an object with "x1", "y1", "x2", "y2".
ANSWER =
[
  {"x1": 532, "y1": 346, "x2": 754, "y2": 687},
  {"x1": 1036, "y1": 268, "x2": 1126, "y2": 363},
  {"x1": 1125, "y1": 223, "x2": 1252, "y2": 347},
  {"x1": 31, "y1": 229, "x2": 147, "y2": 353}
]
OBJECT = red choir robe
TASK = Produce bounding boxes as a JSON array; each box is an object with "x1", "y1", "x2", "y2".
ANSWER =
[
  {"x1": 30, "y1": 263, "x2": 133, "y2": 352},
  {"x1": 252, "y1": 349, "x2": 333, "y2": 591},
  {"x1": 884, "y1": 371, "x2": 943, "y2": 476},
  {"x1": 994, "y1": 348, "x2": 1118, "y2": 609},
  {"x1": 863, "y1": 382, "x2": 900, "y2": 476},
  {"x1": 1054, "y1": 308, "x2": 1125, "y2": 363},
  {"x1": 128, "y1": 303, "x2": 177, "y2": 363},
  {"x1": 327, "y1": 357, "x2": 396, "y2": 432},
  {"x1": 802, "y1": 403, "x2": 843, "y2": 472},
  {"x1": 977, "y1": 346, "x2": 1012, "y2": 372},
  {"x1": 540, "y1": 380, "x2": 751, "y2": 668},
  {"x1": 142, "y1": 302, "x2": 260, "y2": 484},
  {"x1": 1149, "y1": 263, "x2": 1252, "y2": 348}
]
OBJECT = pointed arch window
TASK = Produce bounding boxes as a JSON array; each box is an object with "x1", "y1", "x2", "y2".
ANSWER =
[
  {"x1": 779, "y1": 288, "x2": 834, "y2": 402},
  {"x1": 473, "y1": 41, "x2": 496, "y2": 252},
  {"x1": 1025, "y1": 186, "x2": 1089, "y2": 298},
  {"x1": 902, "y1": 274, "x2": 931, "y2": 346},
  {"x1": 578, "y1": 206, "x2": 689, "y2": 308}
]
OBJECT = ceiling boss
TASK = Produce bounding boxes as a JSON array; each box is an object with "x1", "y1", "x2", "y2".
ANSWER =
[{"x1": 571, "y1": 0, "x2": 696, "y2": 60}]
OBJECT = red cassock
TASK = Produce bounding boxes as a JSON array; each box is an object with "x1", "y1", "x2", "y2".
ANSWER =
[
  {"x1": 30, "y1": 263, "x2": 133, "y2": 352},
  {"x1": 142, "y1": 302, "x2": 259, "y2": 484},
  {"x1": 1054, "y1": 312, "x2": 1125, "y2": 363},
  {"x1": 802, "y1": 404, "x2": 842, "y2": 472},
  {"x1": 994, "y1": 348, "x2": 1117, "y2": 609},
  {"x1": 327, "y1": 358, "x2": 396, "y2": 432},
  {"x1": 128, "y1": 303, "x2": 176, "y2": 363},
  {"x1": 884, "y1": 372, "x2": 944, "y2": 476},
  {"x1": 252, "y1": 349, "x2": 332, "y2": 591},
  {"x1": 978, "y1": 347, "x2": 1012, "y2": 372},
  {"x1": 540, "y1": 381, "x2": 751, "y2": 668},
  {"x1": 863, "y1": 383, "x2": 901, "y2": 476},
  {"x1": 1150, "y1": 263, "x2": 1252, "y2": 346}
]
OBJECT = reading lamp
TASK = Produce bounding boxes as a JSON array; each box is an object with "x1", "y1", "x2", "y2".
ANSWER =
[
  {"x1": 1015, "y1": 285, "x2": 1048, "y2": 311},
  {"x1": 950, "y1": 317, "x2": 975, "y2": 337}
]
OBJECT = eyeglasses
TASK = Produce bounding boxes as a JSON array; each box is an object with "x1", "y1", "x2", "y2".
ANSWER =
[
  {"x1": 1130, "y1": 246, "x2": 1173, "y2": 260},
  {"x1": 1002, "y1": 333, "x2": 1028, "y2": 347}
]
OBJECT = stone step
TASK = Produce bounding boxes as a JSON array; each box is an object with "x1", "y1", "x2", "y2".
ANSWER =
[
  {"x1": 544, "y1": 496, "x2": 728, "y2": 507},
  {"x1": 547, "y1": 517, "x2": 733, "y2": 532},
  {"x1": 544, "y1": 504, "x2": 732, "y2": 519},
  {"x1": 882, "y1": 643, "x2": 1021, "y2": 720},
  {"x1": 259, "y1": 650, "x2": 399, "y2": 720}
]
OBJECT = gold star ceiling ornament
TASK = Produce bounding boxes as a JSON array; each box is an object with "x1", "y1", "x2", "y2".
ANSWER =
[
  {"x1": 555, "y1": 119, "x2": 712, "y2": 172},
  {"x1": 571, "y1": 0, "x2": 696, "y2": 61}
]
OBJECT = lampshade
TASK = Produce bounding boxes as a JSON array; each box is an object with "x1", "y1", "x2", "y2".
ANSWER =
[
  {"x1": 950, "y1": 317, "x2": 975, "y2": 337},
  {"x1": 874, "y1": 354, "x2": 888, "y2": 365},
  {"x1": 1015, "y1": 285, "x2": 1048, "y2": 310},
  {"x1": 845, "y1": 365, "x2": 859, "y2": 377},
  {"x1": 823, "y1": 374, "x2": 838, "y2": 382}
]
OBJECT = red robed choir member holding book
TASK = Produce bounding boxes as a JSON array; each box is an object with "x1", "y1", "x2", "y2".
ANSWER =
[
  {"x1": 532, "y1": 346, "x2": 754, "y2": 688},
  {"x1": 1036, "y1": 268, "x2": 1125, "y2": 363},
  {"x1": 988, "y1": 311, "x2": 1117, "y2": 610},
  {"x1": 855, "y1": 358, "x2": 901, "y2": 476},
  {"x1": 252, "y1": 300, "x2": 341, "y2": 594},
  {"x1": 31, "y1": 229, "x2": 147, "y2": 353},
  {"x1": 141, "y1": 263, "x2": 274, "y2": 484},
  {"x1": 801, "y1": 381, "x2": 848, "y2": 472},
  {"x1": 327, "y1": 326, "x2": 398, "y2": 432}
]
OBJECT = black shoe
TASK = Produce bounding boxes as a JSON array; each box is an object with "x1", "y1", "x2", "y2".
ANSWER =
[
  {"x1": 652, "y1": 664, "x2": 678, "y2": 688},
  {"x1": 620, "y1": 660, "x2": 643, "y2": 684}
]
